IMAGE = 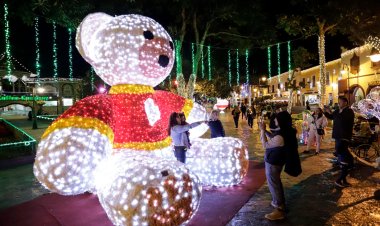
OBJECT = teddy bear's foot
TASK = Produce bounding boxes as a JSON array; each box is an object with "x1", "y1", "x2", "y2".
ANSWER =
[
  {"x1": 34, "y1": 128, "x2": 112, "y2": 195},
  {"x1": 94, "y1": 152, "x2": 202, "y2": 226},
  {"x1": 186, "y1": 137, "x2": 249, "y2": 186}
]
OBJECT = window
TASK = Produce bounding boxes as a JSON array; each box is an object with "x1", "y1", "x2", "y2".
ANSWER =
[
  {"x1": 285, "y1": 82, "x2": 288, "y2": 91},
  {"x1": 312, "y1": 76, "x2": 316, "y2": 87},
  {"x1": 272, "y1": 85, "x2": 274, "y2": 93}
]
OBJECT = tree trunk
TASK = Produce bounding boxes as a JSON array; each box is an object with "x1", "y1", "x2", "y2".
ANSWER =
[
  {"x1": 318, "y1": 31, "x2": 327, "y2": 105},
  {"x1": 176, "y1": 73, "x2": 187, "y2": 97},
  {"x1": 287, "y1": 88, "x2": 293, "y2": 114}
]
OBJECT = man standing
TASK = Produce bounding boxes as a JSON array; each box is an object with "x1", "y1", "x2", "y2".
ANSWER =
[{"x1": 324, "y1": 96, "x2": 355, "y2": 188}]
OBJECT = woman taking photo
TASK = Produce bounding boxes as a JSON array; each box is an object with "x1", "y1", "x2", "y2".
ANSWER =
[
  {"x1": 258, "y1": 111, "x2": 298, "y2": 221},
  {"x1": 168, "y1": 112, "x2": 205, "y2": 163}
]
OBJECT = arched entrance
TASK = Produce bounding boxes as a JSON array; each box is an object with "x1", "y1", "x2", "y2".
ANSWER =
[{"x1": 350, "y1": 85, "x2": 365, "y2": 104}]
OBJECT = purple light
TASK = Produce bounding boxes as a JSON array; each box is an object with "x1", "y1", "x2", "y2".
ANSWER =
[{"x1": 99, "y1": 87, "x2": 106, "y2": 93}]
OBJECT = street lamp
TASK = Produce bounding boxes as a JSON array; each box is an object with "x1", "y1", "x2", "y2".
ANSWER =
[
  {"x1": 258, "y1": 76, "x2": 267, "y2": 102},
  {"x1": 368, "y1": 48, "x2": 380, "y2": 63},
  {"x1": 32, "y1": 86, "x2": 44, "y2": 129}
]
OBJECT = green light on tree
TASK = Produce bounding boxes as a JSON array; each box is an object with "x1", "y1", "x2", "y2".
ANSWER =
[
  {"x1": 207, "y1": 46, "x2": 211, "y2": 80},
  {"x1": 52, "y1": 21, "x2": 58, "y2": 80},
  {"x1": 68, "y1": 28, "x2": 73, "y2": 81},
  {"x1": 228, "y1": 50, "x2": 231, "y2": 87},
  {"x1": 34, "y1": 17, "x2": 41, "y2": 83},
  {"x1": 236, "y1": 49, "x2": 240, "y2": 85},
  {"x1": 4, "y1": 3, "x2": 12, "y2": 82},
  {"x1": 245, "y1": 49, "x2": 249, "y2": 83}
]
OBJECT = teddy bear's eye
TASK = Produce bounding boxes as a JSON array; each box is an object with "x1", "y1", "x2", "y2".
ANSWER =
[
  {"x1": 143, "y1": 30, "x2": 154, "y2": 40},
  {"x1": 169, "y1": 41, "x2": 174, "y2": 50}
]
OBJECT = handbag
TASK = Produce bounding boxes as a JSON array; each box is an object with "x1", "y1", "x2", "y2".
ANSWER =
[
  {"x1": 313, "y1": 118, "x2": 325, "y2": 135},
  {"x1": 317, "y1": 128, "x2": 325, "y2": 135}
]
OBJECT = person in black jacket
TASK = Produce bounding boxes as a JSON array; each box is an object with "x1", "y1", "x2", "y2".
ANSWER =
[
  {"x1": 207, "y1": 110, "x2": 225, "y2": 138},
  {"x1": 259, "y1": 111, "x2": 298, "y2": 221},
  {"x1": 231, "y1": 106, "x2": 241, "y2": 128},
  {"x1": 324, "y1": 96, "x2": 355, "y2": 188}
]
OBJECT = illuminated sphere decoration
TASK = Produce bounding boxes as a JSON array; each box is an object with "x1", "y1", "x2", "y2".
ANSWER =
[
  {"x1": 186, "y1": 137, "x2": 249, "y2": 186},
  {"x1": 33, "y1": 12, "x2": 248, "y2": 226},
  {"x1": 356, "y1": 86, "x2": 380, "y2": 119}
]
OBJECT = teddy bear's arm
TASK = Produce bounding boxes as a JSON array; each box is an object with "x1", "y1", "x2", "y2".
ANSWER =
[{"x1": 34, "y1": 95, "x2": 114, "y2": 195}]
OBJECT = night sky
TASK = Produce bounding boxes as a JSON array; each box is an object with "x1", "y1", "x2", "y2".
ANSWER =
[{"x1": 1, "y1": 9, "x2": 355, "y2": 84}]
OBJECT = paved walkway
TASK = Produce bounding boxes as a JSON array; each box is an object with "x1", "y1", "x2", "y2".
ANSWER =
[{"x1": 1, "y1": 111, "x2": 380, "y2": 225}]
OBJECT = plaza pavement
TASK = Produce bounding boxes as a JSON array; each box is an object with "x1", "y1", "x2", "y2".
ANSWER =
[{"x1": 1, "y1": 110, "x2": 380, "y2": 225}]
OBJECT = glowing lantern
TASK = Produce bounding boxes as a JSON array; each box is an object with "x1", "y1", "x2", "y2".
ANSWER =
[{"x1": 214, "y1": 98, "x2": 229, "y2": 113}]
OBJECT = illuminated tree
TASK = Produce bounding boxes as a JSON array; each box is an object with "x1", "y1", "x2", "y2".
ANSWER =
[{"x1": 277, "y1": 0, "x2": 380, "y2": 105}]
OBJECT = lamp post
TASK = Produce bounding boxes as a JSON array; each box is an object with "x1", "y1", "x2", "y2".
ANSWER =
[
  {"x1": 259, "y1": 76, "x2": 267, "y2": 102},
  {"x1": 32, "y1": 87, "x2": 44, "y2": 129}
]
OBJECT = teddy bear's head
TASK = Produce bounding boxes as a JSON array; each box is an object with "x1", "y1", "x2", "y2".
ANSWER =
[{"x1": 76, "y1": 13, "x2": 174, "y2": 87}]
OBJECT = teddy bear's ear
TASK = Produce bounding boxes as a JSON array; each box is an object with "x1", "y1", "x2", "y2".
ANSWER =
[{"x1": 75, "y1": 13, "x2": 113, "y2": 64}]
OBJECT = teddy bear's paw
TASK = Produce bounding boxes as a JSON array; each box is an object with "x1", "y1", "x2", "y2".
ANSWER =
[
  {"x1": 33, "y1": 128, "x2": 112, "y2": 195},
  {"x1": 94, "y1": 152, "x2": 201, "y2": 226},
  {"x1": 187, "y1": 102, "x2": 209, "y2": 139},
  {"x1": 186, "y1": 137, "x2": 249, "y2": 186}
]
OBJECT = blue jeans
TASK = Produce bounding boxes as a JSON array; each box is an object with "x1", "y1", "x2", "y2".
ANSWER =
[
  {"x1": 174, "y1": 146, "x2": 186, "y2": 163},
  {"x1": 265, "y1": 162, "x2": 285, "y2": 210}
]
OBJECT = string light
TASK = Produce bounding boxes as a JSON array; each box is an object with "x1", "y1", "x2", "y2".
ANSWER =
[
  {"x1": 35, "y1": 14, "x2": 249, "y2": 226},
  {"x1": 236, "y1": 49, "x2": 240, "y2": 85},
  {"x1": 318, "y1": 35, "x2": 326, "y2": 98},
  {"x1": 68, "y1": 28, "x2": 73, "y2": 81},
  {"x1": 201, "y1": 46, "x2": 205, "y2": 78},
  {"x1": 34, "y1": 17, "x2": 41, "y2": 83},
  {"x1": 277, "y1": 43, "x2": 281, "y2": 83},
  {"x1": 0, "y1": 119, "x2": 36, "y2": 148},
  {"x1": 287, "y1": 41, "x2": 291, "y2": 71},
  {"x1": 187, "y1": 137, "x2": 249, "y2": 186},
  {"x1": 245, "y1": 49, "x2": 249, "y2": 83},
  {"x1": 191, "y1": 43, "x2": 195, "y2": 75},
  {"x1": 37, "y1": 115, "x2": 58, "y2": 121},
  {"x1": 4, "y1": 3, "x2": 12, "y2": 82},
  {"x1": 267, "y1": 46, "x2": 272, "y2": 78},
  {"x1": 207, "y1": 45, "x2": 211, "y2": 80},
  {"x1": 366, "y1": 36, "x2": 380, "y2": 51},
  {"x1": 228, "y1": 50, "x2": 231, "y2": 87},
  {"x1": 10, "y1": 55, "x2": 33, "y2": 73},
  {"x1": 175, "y1": 40, "x2": 182, "y2": 75},
  {"x1": 52, "y1": 21, "x2": 58, "y2": 80},
  {"x1": 90, "y1": 67, "x2": 95, "y2": 92}
]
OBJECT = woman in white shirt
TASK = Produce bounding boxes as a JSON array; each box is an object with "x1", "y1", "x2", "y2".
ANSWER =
[
  {"x1": 168, "y1": 112, "x2": 205, "y2": 163},
  {"x1": 306, "y1": 107, "x2": 328, "y2": 155}
]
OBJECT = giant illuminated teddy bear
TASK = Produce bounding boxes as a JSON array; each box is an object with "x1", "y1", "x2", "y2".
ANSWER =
[{"x1": 34, "y1": 13, "x2": 248, "y2": 226}]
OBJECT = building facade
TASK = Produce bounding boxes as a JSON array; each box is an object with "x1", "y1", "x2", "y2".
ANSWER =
[{"x1": 266, "y1": 44, "x2": 380, "y2": 107}]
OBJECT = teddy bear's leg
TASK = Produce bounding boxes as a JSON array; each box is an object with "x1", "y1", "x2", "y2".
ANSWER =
[
  {"x1": 186, "y1": 137, "x2": 249, "y2": 186},
  {"x1": 94, "y1": 152, "x2": 202, "y2": 226},
  {"x1": 33, "y1": 128, "x2": 112, "y2": 195}
]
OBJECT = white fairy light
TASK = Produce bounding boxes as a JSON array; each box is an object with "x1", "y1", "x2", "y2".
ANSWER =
[{"x1": 34, "y1": 12, "x2": 249, "y2": 226}]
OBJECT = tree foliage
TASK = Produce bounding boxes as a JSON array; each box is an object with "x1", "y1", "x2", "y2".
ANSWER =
[{"x1": 194, "y1": 75, "x2": 232, "y2": 99}]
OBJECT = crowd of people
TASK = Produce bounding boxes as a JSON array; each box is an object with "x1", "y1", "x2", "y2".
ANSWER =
[{"x1": 167, "y1": 96, "x2": 373, "y2": 221}]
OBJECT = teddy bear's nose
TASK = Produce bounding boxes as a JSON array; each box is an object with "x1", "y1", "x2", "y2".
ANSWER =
[{"x1": 158, "y1": 55, "x2": 169, "y2": 67}]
